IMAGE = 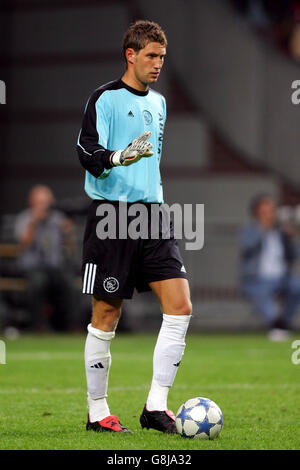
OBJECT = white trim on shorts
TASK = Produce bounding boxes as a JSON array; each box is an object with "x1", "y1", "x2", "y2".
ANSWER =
[{"x1": 82, "y1": 263, "x2": 97, "y2": 294}]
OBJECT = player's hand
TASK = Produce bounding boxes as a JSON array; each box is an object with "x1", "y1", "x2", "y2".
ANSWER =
[
  {"x1": 31, "y1": 205, "x2": 49, "y2": 223},
  {"x1": 111, "y1": 131, "x2": 154, "y2": 166}
]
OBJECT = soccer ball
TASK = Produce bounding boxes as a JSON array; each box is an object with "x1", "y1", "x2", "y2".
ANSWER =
[{"x1": 175, "y1": 397, "x2": 223, "y2": 439}]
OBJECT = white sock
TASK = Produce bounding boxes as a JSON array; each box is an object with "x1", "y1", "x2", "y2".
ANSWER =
[
  {"x1": 87, "y1": 393, "x2": 110, "y2": 423},
  {"x1": 146, "y1": 379, "x2": 169, "y2": 412},
  {"x1": 147, "y1": 314, "x2": 191, "y2": 411},
  {"x1": 84, "y1": 323, "x2": 115, "y2": 422}
]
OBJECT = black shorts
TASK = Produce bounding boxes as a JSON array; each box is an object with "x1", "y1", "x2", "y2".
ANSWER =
[{"x1": 81, "y1": 200, "x2": 187, "y2": 299}]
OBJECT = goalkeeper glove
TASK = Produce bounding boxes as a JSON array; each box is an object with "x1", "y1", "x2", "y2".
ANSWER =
[{"x1": 110, "y1": 131, "x2": 153, "y2": 166}]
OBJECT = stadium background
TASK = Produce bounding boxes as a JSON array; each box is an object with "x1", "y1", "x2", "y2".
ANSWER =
[{"x1": 1, "y1": 0, "x2": 300, "y2": 334}]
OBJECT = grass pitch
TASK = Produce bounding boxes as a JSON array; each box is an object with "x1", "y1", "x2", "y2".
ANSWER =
[{"x1": 0, "y1": 332, "x2": 299, "y2": 450}]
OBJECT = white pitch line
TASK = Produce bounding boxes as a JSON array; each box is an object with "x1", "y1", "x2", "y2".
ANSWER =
[
  {"x1": 6, "y1": 352, "x2": 83, "y2": 360},
  {"x1": 0, "y1": 383, "x2": 298, "y2": 395},
  {"x1": 6, "y1": 352, "x2": 151, "y2": 361},
  {"x1": 5, "y1": 348, "x2": 291, "y2": 361}
]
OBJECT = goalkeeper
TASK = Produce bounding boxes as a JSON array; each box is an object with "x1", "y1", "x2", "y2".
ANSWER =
[{"x1": 77, "y1": 20, "x2": 192, "y2": 434}]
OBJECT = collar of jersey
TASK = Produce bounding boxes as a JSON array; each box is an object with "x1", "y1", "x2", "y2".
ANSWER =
[{"x1": 119, "y1": 79, "x2": 149, "y2": 96}]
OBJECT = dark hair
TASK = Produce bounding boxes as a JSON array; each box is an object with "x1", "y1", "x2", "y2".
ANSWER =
[{"x1": 122, "y1": 20, "x2": 167, "y2": 62}]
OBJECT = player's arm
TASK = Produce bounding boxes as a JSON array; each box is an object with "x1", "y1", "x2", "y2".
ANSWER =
[
  {"x1": 240, "y1": 226, "x2": 263, "y2": 259},
  {"x1": 76, "y1": 91, "x2": 114, "y2": 179},
  {"x1": 77, "y1": 92, "x2": 153, "y2": 178}
]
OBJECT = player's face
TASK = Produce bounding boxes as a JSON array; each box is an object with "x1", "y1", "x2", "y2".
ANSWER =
[{"x1": 133, "y1": 42, "x2": 166, "y2": 86}]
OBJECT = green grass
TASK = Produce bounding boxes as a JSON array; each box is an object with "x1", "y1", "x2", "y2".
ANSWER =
[{"x1": 0, "y1": 332, "x2": 299, "y2": 450}]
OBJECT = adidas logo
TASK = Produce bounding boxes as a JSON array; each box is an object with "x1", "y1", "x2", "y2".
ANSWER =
[
  {"x1": 128, "y1": 111, "x2": 134, "y2": 117},
  {"x1": 173, "y1": 361, "x2": 181, "y2": 367},
  {"x1": 90, "y1": 362, "x2": 104, "y2": 369},
  {"x1": 181, "y1": 265, "x2": 186, "y2": 273}
]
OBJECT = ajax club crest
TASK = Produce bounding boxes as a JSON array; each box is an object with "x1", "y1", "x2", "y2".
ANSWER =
[
  {"x1": 143, "y1": 110, "x2": 153, "y2": 125},
  {"x1": 103, "y1": 277, "x2": 119, "y2": 293}
]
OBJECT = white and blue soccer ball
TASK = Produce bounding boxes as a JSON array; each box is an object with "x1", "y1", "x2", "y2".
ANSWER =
[{"x1": 176, "y1": 397, "x2": 223, "y2": 439}]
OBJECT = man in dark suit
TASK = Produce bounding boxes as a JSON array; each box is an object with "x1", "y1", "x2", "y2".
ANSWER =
[{"x1": 240, "y1": 194, "x2": 300, "y2": 340}]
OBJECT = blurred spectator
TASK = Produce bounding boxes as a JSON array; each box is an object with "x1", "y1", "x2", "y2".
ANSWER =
[
  {"x1": 231, "y1": 0, "x2": 271, "y2": 27},
  {"x1": 289, "y1": 20, "x2": 300, "y2": 60},
  {"x1": 240, "y1": 194, "x2": 300, "y2": 340},
  {"x1": 230, "y1": 0, "x2": 300, "y2": 61},
  {"x1": 14, "y1": 185, "x2": 76, "y2": 331}
]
